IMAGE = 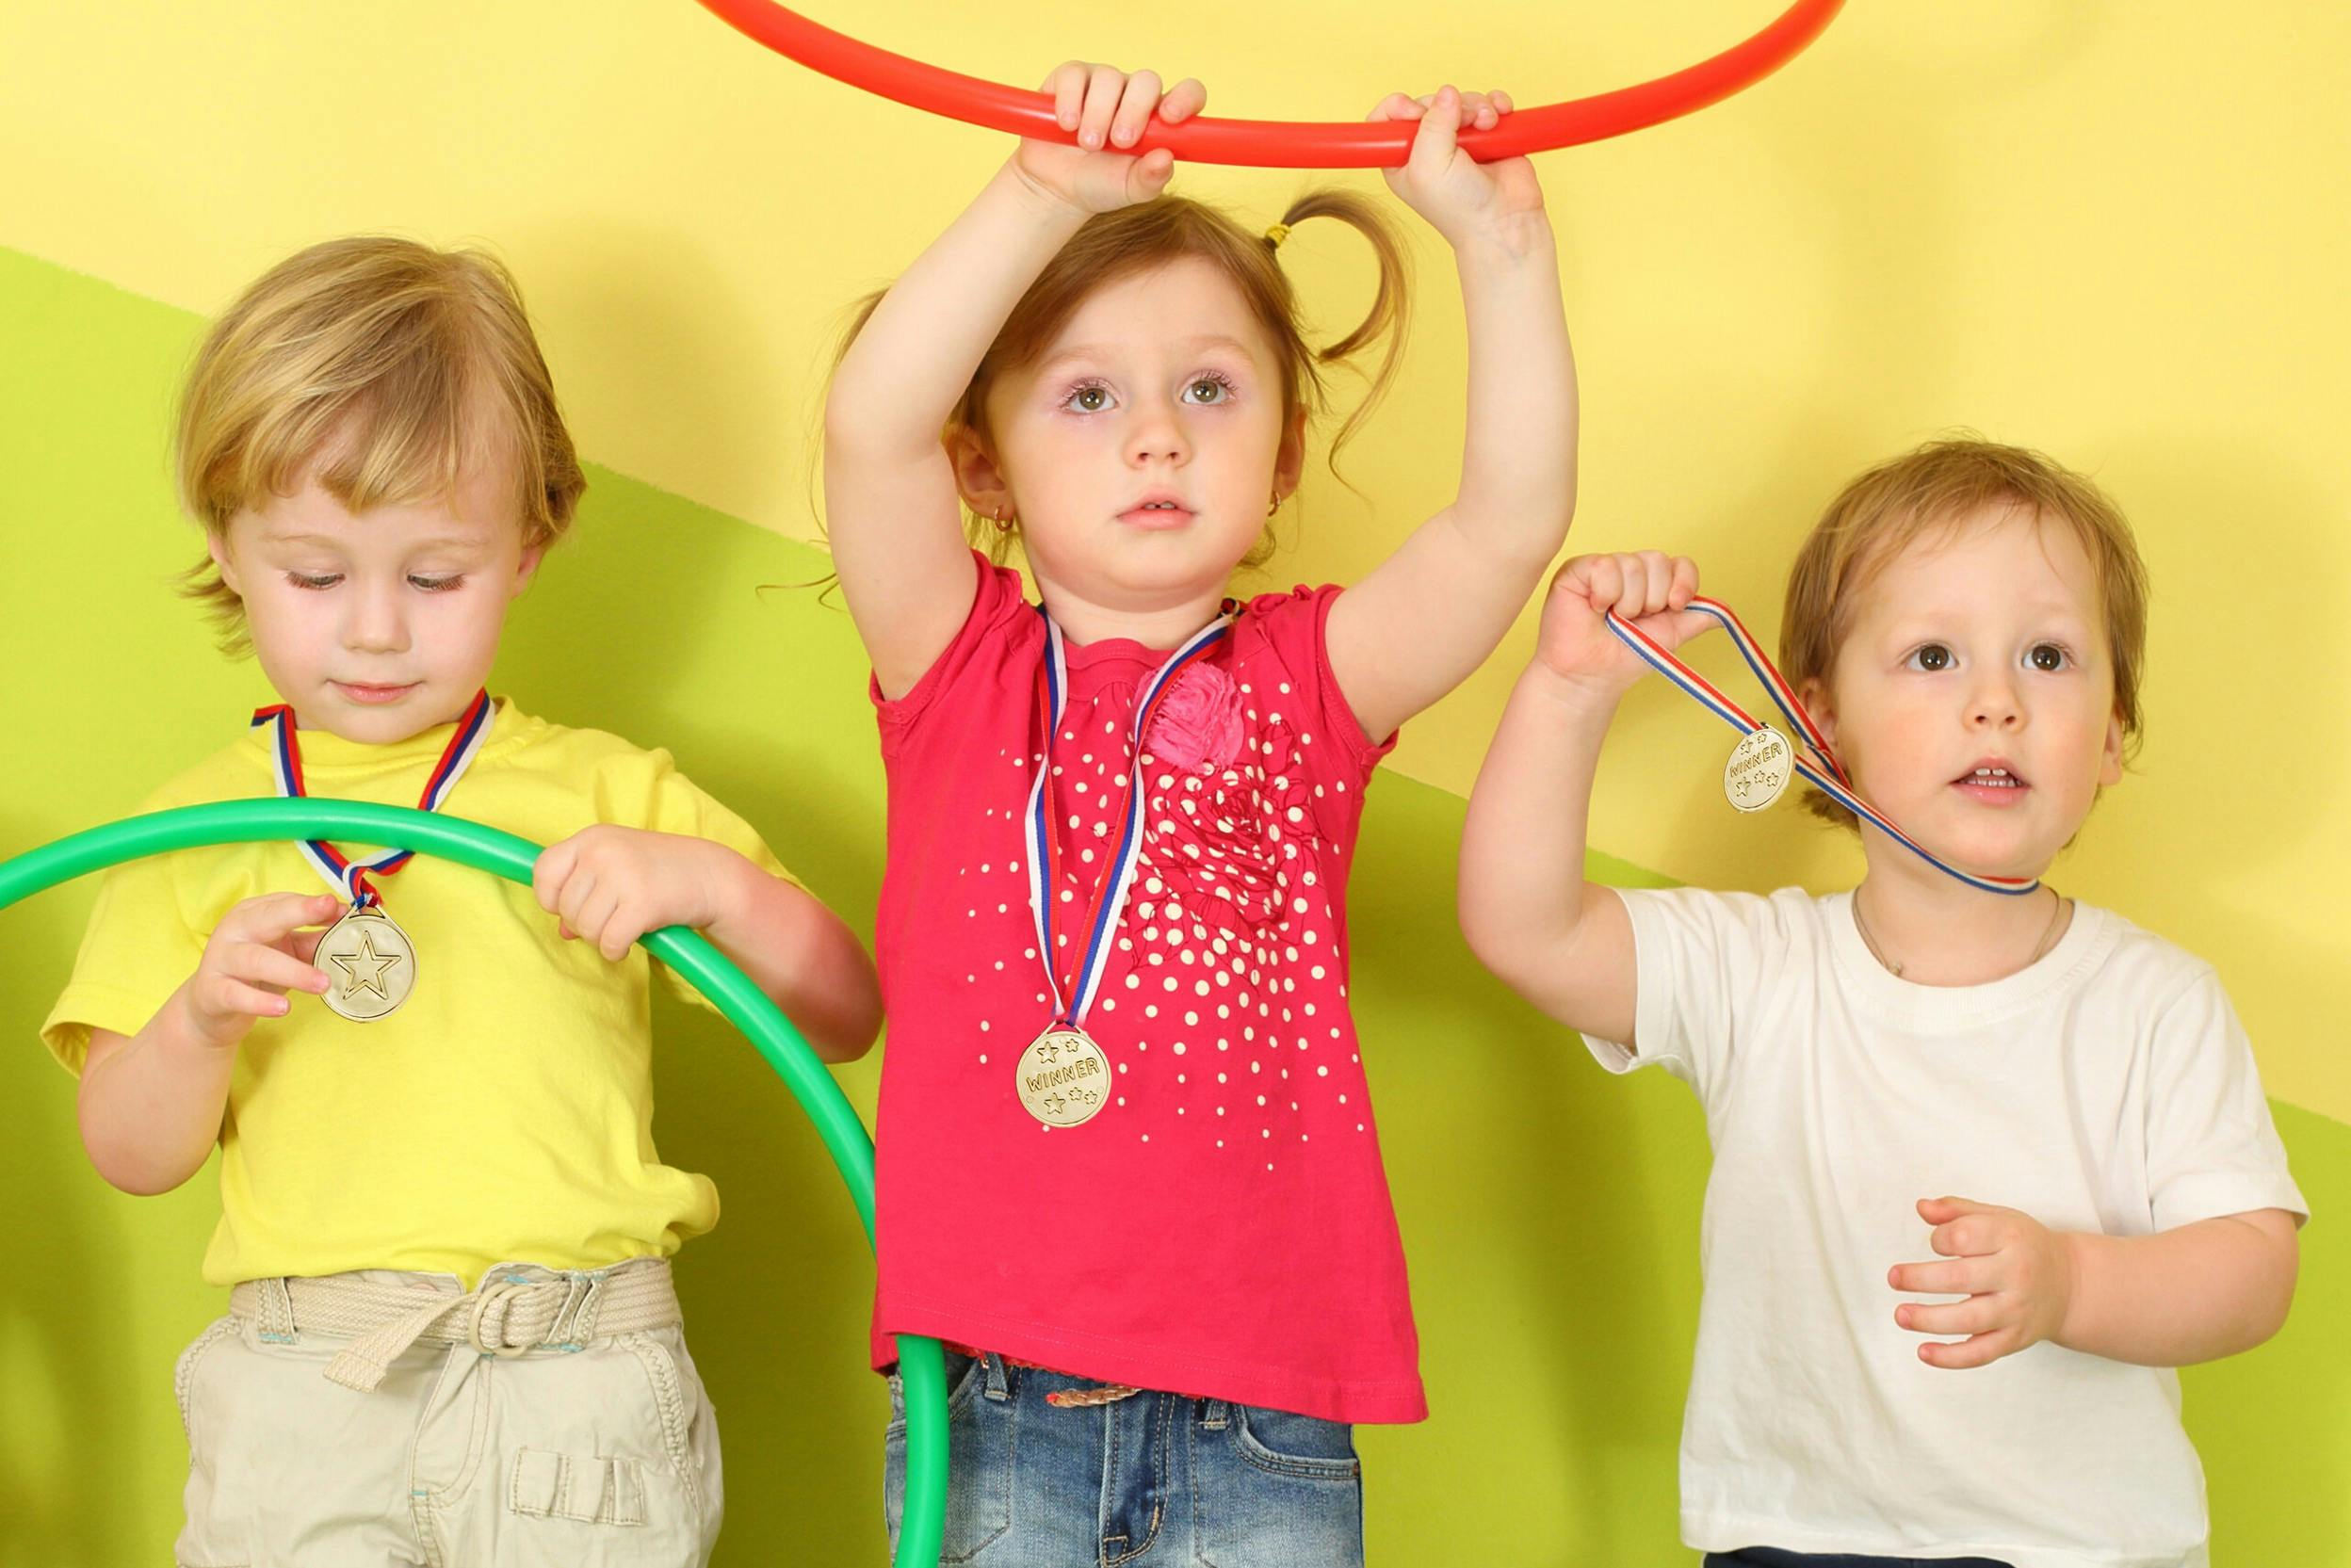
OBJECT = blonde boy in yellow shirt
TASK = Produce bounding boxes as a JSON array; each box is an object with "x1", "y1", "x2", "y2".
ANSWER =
[{"x1": 43, "y1": 237, "x2": 883, "y2": 1568}]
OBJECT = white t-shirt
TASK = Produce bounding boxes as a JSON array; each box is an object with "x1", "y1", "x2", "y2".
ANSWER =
[{"x1": 1596, "y1": 887, "x2": 2307, "y2": 1568}]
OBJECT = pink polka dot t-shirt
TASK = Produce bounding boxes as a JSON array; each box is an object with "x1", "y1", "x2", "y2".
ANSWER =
[{"x1": 867, "y1": 551, "x2": 1426, "y2": 1424}]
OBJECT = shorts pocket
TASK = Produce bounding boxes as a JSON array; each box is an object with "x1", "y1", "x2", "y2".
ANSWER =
[
  {"x1": 1230, "y1": 1405, "x2": 1359, "y2": 1479},
  {"x1": 884, "y1": 1352, "x2": 1013, "y2": 1563},
  {"x1": 1192, "y1": 1404, "x2": 1362, "y2": 1568},
  {"x1": 173, "y1": 1317, "x2": 238, "y2": 1450},
  {"x1": 172, "y1": 1317, "x2": 251, "y2": 1568},
  {"x1": 509, "y1": 1447, "x2": 649, "y2": 1526}
]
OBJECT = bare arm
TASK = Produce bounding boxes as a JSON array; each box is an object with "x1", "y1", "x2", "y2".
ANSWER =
[
  {"x1": 1327, "y1": 87, "x2": 1579, "y2": 742},
  {"x1": 1458, "y1": 553, "x2": 1711, "y2": 1046},
  {"x1": 2059, "y1": 1209, "x2": 2300, "y2": 1366},
  {"x1": 1458, "y1": 661, "x2": 1639, "y2": 1044},
  {"x1": 823, "y1": 65, "x2": 1204, "y2": 699},
  {"x1": 697, "y1": 856, "x2": 883, "y2": 1063},
  {"x1": 76, "y1": 890, "x2": 338, "y2": 1194}
]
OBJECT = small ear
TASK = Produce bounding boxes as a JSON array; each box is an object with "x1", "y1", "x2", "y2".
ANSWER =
[
  {"x1": 1799, "y1": 676, "x2": 1837, "y2": 750},
  {"x1": 509, "y1": 539, "x2": 548, "y2": 599},
  {"x1": 2099, "y1": 710, "x2": 2126, "y2": 788},
  {"x1": 1273, "y1": 405, "x2": 1308, "y2": 504},
  {"x1": 207, "y1": 528, "x2": 244, "y2": 595},
  {"x1": 948, "y1": 427, "x2": 1014, "y2": 524}
]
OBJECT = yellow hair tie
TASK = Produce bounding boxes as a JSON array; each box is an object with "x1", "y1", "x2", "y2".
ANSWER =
[{"x1": 1264, "y1": 222, "x2": 1291, "y2": 250}]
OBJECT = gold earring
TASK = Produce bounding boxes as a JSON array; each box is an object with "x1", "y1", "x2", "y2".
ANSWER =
[
  {"x1": 991, "y1": 504, "x2": 1016, "y2": 531},
  {"x1": 1267, "y1": 489, "x2": 1283, "y2": 518}
]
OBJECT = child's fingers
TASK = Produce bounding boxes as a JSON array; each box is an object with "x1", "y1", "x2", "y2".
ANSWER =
[
  {"x1": 556, "y1": 867, "x2": 602, "y2": 936},
  {"x1": 599, "y1": 906, "x2": 646, "y2": 963},
  {"x1": 577, "y1": 888, "x2": 625, "y2": 961},
  {"x1": 1405, "y1": 85, "x2": 1463, "y2": 178},
  {"x1": 1573, "y1": 553, "x2": 1623, "y2": 612},
  {"x1": 1365, "y1": 90, "x2": 1424, "y2": 124},
  {"x1": 1930, "y1": 1216, "x2": 2002, "y2": 1258},
  {"x1": 1078, "y1": 62, "x2": 1127, "y2": 150},
  {"x1": 1158, "y1": 76, "x2": 1207, "y2": 123},
  {"x1": 215, "y1": 977, "x2": 296, "y2": 1020},
  {"x1": 1895, "y1": 1296, "x2": 2002, "y2": 1338},
  {"x1": 1633, "y1": 550, "x2": 1680, "y2": 614},
  {"x1": 1044, "y1": 60, "x2": 1088, "y2": 130},
  {"x1": 1668, "y1": 555, "x2": 1701, "y2": 609},
  {"x1": 1491, "y1": 89, "x2": 1515, "y2": 116},
  {"x1": 1887, "y1": 1256, "x2": 1978, "y2": 1296},
  {"x1": 532, "y1": 839, "x2": 578, "y2": 914},
  {"x1": 1125, "y1": 148, "x2": 1177, "y2": 203},
  {"x1": 227, "y1": 942, "x2": 332, "y2": 995},
  {"x1": 1110, "y1": 69, "x2": 1161, "y2": 148},
  {"x1": 229, "y1": 891, "x2": 343, "y2": 945},
  {"x1": 1917, "y1": 1194, "x2": 1997, "y2": 1223},
  {"x1": 1917, "y1": 1330, "x2": 2014, "y2": 1370}
]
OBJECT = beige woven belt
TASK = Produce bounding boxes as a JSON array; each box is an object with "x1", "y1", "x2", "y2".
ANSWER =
[{"x1": 229, "y1": 1259, "x2": 681, "y2": 1394}]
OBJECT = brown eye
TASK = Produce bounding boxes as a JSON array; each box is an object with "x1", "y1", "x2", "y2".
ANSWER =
[
  {"x1": 1069, "y1": 385, "x2": 1111, "y2": 413},
  {"x1": 1907, "y1": 643, "x2": 1953, "y2": 672},
  {"x1": 1182, "y1": 377, "x2": 1228, "y2": 405},
  {"x1": 2028, "y1": 643, "x2": 2067, "y2": 672}
]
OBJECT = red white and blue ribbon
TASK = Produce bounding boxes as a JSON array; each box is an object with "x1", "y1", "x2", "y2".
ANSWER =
[
  {"x1": 1604, "y1": 599, "x2": 2038, "y2": 897},
  {"x1": 249, "y1": 689, "x2": 495, "y2": 908},
  {"x1": 1025, "y1": 607, "x2": 1234, "y2": 1027}
]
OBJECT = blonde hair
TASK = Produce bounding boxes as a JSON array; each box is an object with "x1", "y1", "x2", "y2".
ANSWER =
[
  {"x1": 1780, "y1": 435, "x2": 2150, "y2": 827},
  {"x1": 835, "y1": 190, "x2": 1410, "y2": 570},
  {"x1": 176, "y1": 236, "x2": 585, "y2": 652}
]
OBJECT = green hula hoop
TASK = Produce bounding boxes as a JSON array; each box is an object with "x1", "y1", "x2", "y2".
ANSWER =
[{"x1": 0, "y1": 798, "x2": 948, "y2": 1568}]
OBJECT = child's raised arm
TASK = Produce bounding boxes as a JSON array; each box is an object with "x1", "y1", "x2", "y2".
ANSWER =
[
  {"x1": 1326, "y1": 85, "x2": 1580, "y2": 743},
  {"x1": 1459, "y1": 553, "x2": 1711, "y2": 1045},
  {"x1": 822, "y1": 64, "x2": 1204, "y2": 699}
]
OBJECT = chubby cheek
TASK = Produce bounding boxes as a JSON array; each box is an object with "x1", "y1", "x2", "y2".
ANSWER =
[
  {"x1": 1831, "y1": 679, "x2": 1940, "y2": 806},
  {"x1": 425, "y1": 596, "x2": 512, "y2": 682}
]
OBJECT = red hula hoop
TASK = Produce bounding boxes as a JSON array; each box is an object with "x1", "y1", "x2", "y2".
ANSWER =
[{"x1": 693, "y1": 0, "x2": 1846, "y2": 169}]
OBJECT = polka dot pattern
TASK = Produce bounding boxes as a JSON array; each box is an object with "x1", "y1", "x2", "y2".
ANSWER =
[{"x1": 868, "y1": 558, "x2": 1427, "y2": 1423}]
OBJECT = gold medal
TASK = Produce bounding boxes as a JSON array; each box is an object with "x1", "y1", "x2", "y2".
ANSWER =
[
  {"x1": 316, "y1": 905, "x2": 416, "y2": 1023},
  {"x1": 1015, "y1": 1026, "x2": 1111, "y2": 1127},
  {"x1": 1724, "y1": 724, "x2": 1793, "y2": 813}
]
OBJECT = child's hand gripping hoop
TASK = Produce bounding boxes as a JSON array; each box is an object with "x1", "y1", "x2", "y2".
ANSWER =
[
  {"x1": 690, "y1": 0, "x2": 1847, "y2": 169},
  {"x1": 0, "y1": 799, "x2": 952, "y2": 1568}
]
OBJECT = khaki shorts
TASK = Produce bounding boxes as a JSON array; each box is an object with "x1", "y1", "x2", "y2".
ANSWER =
[{"x1": 172, "y1": 1260, "x2": 722, "y2": 1568}]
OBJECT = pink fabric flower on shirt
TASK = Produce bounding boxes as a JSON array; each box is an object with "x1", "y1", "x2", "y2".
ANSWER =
[{"x1": 1146, "y1": 663, "x2": 1244, "y2": 775}]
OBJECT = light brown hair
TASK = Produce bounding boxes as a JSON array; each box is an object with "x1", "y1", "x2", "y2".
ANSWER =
[
  {"x1": 835, "y1": 190, "x2": 1411, "y2": 570},
  {"x1": 1780, "y1": 435, "x2": 2150, "y2": 826},
  {"x1": 176, "y1": 236, "x2": 585, "y2": 652}
]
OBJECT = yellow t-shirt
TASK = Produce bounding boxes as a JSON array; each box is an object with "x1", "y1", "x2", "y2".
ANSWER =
[{"x1": 42, "y1": 700, "x2": 799, "y2": 1287}]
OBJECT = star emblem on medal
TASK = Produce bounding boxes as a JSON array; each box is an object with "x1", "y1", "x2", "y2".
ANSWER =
[
  {"x1": 1042, "y1": 1091, "x2": 1067, "y2": 1117},
  {"x1": 330, "y1": 929, "x2": 405, "y2": 1000},
  {"x1": 1035, "y1": 1040, "x2": 1062, "y2": 1066}
]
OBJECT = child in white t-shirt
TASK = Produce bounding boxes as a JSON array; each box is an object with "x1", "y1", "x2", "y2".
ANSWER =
[{"x1": 1458, "y1": 437, "x2": 2304, "y2": 1568}]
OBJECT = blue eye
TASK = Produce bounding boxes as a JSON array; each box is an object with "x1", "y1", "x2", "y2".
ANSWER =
[
  {"x1": 1905, "y1": 642, "x2": 1954, "y2": 672},
  {"x1": 2026, "y1": 642, "x2": 2068, "y2": 672}
]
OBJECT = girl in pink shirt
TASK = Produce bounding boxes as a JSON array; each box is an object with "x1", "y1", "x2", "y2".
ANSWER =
[{"x1": 824, "y1": 61, "x2": 1578, "y2": 1561}]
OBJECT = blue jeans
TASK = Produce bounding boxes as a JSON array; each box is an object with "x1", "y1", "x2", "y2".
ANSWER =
[
  {"x1": 1705, "y1": 1552, "x2": 2014, "y2": 1567},
  {"x1": 884, "y1": 1351, "x2": 1364, "y2": 1566}
]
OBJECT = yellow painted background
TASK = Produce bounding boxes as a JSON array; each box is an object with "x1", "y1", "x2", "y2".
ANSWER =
[
  {"x1": 3, "y1": 2, "x2": 2346, "y2": 1562},
  {"x1": 6, "y1": 0, "x2": 2340, "y2": 1118}
]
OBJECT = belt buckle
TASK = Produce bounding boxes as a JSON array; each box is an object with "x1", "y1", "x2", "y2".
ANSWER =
[{"x1": 465, "y1": 1281, "x2": 537, "y2": 1358}]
